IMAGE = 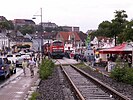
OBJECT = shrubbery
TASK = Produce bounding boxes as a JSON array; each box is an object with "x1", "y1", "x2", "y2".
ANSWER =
[
  {"x1": 39, "y1": 59, "x2": 55, "y2": 80},
  {"x1": 110, "y1": 64, "x2": 133, "y2": 85}
]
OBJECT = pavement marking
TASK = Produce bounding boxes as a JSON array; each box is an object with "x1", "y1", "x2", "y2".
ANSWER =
[{"x1": 16, "y1": 92, "x2": 24, "y2": 94}]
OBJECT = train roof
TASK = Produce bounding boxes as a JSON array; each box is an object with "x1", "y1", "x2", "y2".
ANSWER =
[{"x1": 52, "y1": 40, "x2": 63, "y2": 43}]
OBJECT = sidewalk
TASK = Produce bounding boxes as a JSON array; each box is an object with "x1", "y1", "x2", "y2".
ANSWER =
[{"x1": 0, "y1": 67, "x2": 39, "y2": 100}]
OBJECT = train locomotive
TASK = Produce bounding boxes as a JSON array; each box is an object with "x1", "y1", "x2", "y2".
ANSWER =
[{"x1": 43, "y1": 40, "x2": 64, "y2": 59}]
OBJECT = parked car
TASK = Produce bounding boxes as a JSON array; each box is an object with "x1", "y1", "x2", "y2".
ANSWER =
[
  {"x1": 0, "y1": 57, "x2": 12, "y2": 79},
  {"x1": 7, "y1": 53, "x2": 22, "y2": 67},
  {"x1": 21, "y1": 54, "x2": 31, "y2": 60},
  {"x1": 15, "y1": 54, "x2": 23, "y2": 67},
  {"x1": 6, "y1": 54, "x2": 17, "y2": 63}
]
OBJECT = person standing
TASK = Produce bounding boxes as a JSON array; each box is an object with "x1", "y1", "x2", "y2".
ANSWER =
[
  {"x1": 22, "y1": 59, "x2": 28, "y2": 76},
  {"x1": 127, "y1": 56, "x2": 132, "y2": 68},
  {"x1": 90, "y1": 53, "x2": 95, "y2": 67},
  {"x1": 28, "y1": 57, "x2": 36, "y2": 77}
]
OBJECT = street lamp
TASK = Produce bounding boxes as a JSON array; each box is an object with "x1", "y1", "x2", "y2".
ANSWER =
[{"x1": 33, "y1": 8, "x2": 43, "y2": 56}]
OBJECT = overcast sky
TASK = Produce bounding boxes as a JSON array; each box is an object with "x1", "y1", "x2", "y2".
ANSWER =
[{"x1": 1, "y1": 0, "x2": 133, "y2": 32}]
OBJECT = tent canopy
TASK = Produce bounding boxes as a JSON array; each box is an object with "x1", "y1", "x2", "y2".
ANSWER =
[{"x1": 99, "y1": 43, "x2": 133, "y2": 54}]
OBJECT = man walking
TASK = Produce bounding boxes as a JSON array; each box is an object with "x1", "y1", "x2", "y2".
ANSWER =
[{"x1": 22, "y1": 59, "x2": 28, "y2": 76}]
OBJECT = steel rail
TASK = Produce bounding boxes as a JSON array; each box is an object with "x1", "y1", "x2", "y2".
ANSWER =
[
  {"x1": 60, "y1": 65, "x2": 85, "y2": 100},
  {"x1": 70, "y1": 64, "x2": 131, "y2": 100}
]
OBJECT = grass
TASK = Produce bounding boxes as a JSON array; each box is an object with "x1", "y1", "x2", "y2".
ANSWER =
[
  {"x1": 74, "y1": 62, "x2": 88, "y2": 68},
  {"x1": 29, "y1": 92, "x2": 39, "y2": 100}
]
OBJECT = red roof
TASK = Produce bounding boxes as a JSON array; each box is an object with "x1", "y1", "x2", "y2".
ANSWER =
[
  {"x1": 58, "y1": 32, "x2": 80, "y2": 41},
  {"x1": 99, "y1": 43, "x2": 132, "y2": 54}
]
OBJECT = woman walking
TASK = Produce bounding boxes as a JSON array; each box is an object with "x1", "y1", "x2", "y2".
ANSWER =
[{"x1": 28, "y1": 57, "x2": 36, "y2": 77}]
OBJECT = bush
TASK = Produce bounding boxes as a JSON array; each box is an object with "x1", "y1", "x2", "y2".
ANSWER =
[
  {"x1": 110, "y1": 66, "x2": 127, "y2": 82},
  {"x1": 39, "y1": 59, "x2": 55, "y2": 80},
  {"x1": 110, "y1": 65, "x2": 133, "y2": 85},
  {"x1": 122, "y1": 68, "x2": 133, "y2": 85}
]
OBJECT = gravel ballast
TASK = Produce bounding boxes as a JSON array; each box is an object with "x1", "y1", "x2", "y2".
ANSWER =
[
  {"x1": 36, "y1": 66, "x2": 76, "y2": 100},
  {"x1": 37, "y1": 65, "x2": 133, "y2": 100}
]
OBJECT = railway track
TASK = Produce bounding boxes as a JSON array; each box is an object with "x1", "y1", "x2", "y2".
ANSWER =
[{"x1": 60, "y1": 64, "x2": 131, "y2": 100}]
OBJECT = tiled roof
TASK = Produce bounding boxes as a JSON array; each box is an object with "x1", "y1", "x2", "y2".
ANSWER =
[
  {"x1": 77, "y1": 32, "x2": 87, "y2": 42},
  {"x1": 11, "y1": 37, "x2": 32, "y2": 42},
  {"x1": 59, "y1": 32, "x2": 80, "y2": 41}
]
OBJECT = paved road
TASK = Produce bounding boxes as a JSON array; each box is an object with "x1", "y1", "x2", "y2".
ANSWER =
[{"x1": 0, "y1": 67, "x2": 39, "y2": 100}]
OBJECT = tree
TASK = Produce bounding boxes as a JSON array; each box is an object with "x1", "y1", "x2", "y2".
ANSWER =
[
  {"x1": 122, "y1": 20, "x2": 133, "y2": 41},
  {"x1": 8, "y1": 20, "x2": 14, "y2": 30},
  {"x1": 96, "y1": 10, "x2": 128, "y2": 45},
  {"x1": 19, "y1": 25, "x2": 35, "y2": 35},
  {"x1": 111, "y1": 10, "x2": 128, "y2": 45},
  {"x1": 95, "y1": 21, "x2": 112, "y2": 37},
  {"x1": 0, "y1": 21, "x2": 10, "y2": 32},
  {"x1": 0, "y1": 20, "x2": 14, "y2": 33}
]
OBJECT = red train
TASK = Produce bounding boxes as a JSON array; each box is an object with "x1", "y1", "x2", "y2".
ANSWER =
[{"x1": 43, "y1": 40, "x2": 65, "y2": 59}]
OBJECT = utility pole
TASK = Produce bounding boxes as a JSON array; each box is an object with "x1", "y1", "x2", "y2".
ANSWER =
[
  {"x1": 40, "y1": 8, "x2": 43, "y2": 56},
  {"x1": 33, "y1": 8, "x2": 43, "y2": 56}
]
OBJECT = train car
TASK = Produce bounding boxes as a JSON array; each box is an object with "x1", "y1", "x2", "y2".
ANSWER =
[{"x1": 49, "y1": 40, "x2": 64, "y2": 59}]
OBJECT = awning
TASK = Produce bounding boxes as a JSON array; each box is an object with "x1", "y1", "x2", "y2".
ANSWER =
[{"x1": 99, "y1": 43, "x2": 133, "y2": 54}]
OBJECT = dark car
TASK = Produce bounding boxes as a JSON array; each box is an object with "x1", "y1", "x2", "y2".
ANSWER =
[{"x1": 0, "y1": 57, "x2": 12, "y2": 79}]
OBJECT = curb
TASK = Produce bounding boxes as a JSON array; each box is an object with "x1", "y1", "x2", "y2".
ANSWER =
[{"x1": 24, "y1": 77, "x2": 41, "y2": 100}]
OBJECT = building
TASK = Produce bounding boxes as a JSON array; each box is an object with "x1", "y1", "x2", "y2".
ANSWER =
[
  {"x1": 12, "y1": 19, "x2": 35, "y2": 29},
  {"x1": 41, "y1": 22, "x2": 58, "y2": 30},
  {"x1": 61, "y1": 26, "x2": 80, "y2": 32},
  {"x1": 56, "y1": 32, "x2": 81, "y2": 52},
  {"x1": 30, "y1": 32, "x2": 57, "y2": 51},
  {"x1": 0, "y1": 33, "x2": 9, "y2": 50}
]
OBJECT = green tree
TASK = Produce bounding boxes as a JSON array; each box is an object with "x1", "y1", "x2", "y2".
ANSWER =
[
  {"x1": 96, "y1": 10, "x2": 128, "y2": 45},
  {"x1": 0, "y1": 20, "x2": 14, "y2": 33},
  {"x1": 0, "y1": 21, "x2": 10, "y2": 31},
  {"x1": 96, "y1": 21, "x2": 112, "y2": 37},
  {"x1": 19, "y1": 25, "x2": 35, "y2": 35},
  {"x1": 111, "y1": 10, "x2": 128, "y2": 45},
  {"x1": 8, "y1": 20, "x2": 14, "y2": 30},
  {"x1": 122, "y1": 20, "x2": 133, "y2": 41}
]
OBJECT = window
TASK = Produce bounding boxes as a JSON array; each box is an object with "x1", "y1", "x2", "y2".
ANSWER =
[{"x1": 53, "y1": 41, "x2": 62, "y2": 46}]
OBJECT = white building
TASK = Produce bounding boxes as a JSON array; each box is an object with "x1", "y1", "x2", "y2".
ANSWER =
[{"x1": 0, "y1": 33, "x2": 9, "y2": 50}]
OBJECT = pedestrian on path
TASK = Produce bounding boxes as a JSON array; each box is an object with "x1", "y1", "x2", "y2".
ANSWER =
[
  {"x1": 28, "y1": 57, "x2": 36, "y2": 77},
  {"x1": 22, "y1": 59, "x2": 28, "y2": 76}
]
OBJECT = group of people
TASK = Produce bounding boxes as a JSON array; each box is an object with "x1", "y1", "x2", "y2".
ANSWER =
[{"x1": 22, "y1": 53, "x2": 40, "y2": 77}]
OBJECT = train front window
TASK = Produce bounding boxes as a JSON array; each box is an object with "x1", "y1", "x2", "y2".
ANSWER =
[{"x1": 53, "y1": 42, "x2": 62, "y2": 46}]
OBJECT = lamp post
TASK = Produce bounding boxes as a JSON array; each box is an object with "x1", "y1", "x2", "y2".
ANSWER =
[{"x1": 33, "y1": 8, "x2": 43, "y2": 56}]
